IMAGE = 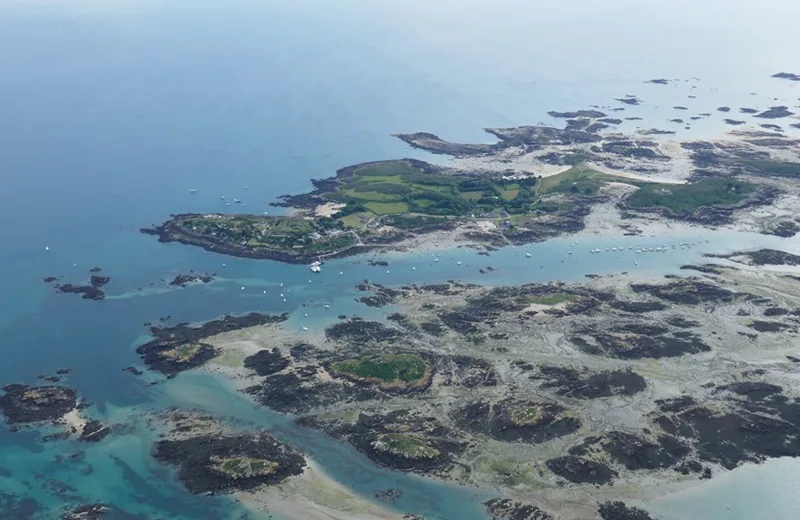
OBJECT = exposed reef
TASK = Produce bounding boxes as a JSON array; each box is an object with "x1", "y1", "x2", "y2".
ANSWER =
[
  {"x1": 0, "y1": 384, "x2": 77, "y2": 425},
  {"x1": 299, "y1": 409, "x2": 467, "y2": 477},
  {"x1": 60, "y1": 503, "x2": 143, "y2": 520},
  {"x1": 453, "y1": 399, "x2": 581, "y2": 444},
  {"x1": 755, "y1": 106, "x2": 794, "y2": 119},
  {"x1": 545, "y1": 456, "x2": 617, "y2": 484},
  {"x1": 484, "y1": 498, "x2": 554, "y2": 520},
  {"x1": 136, "y1": 313, "x2": 288, "y2": 376},
  {"x1": 535, "y1": 366, "x2": 646, "y2": 399},
  {"x1": 153, "y1": 431, "x2": 305, "y2": 494},
  {"x1": 615, "y1": 96, "x2": 641, "y2": 106},
  {"x1": 122, "y1": 264, "x2": 800, "y2": 517},
  {"x1": 708, "y1": 248, "x2": 800, "y2": 266},
  {"x1": 772, "y1": 72, "x2": 800, "y2": 81},
  {"x1": 45, "y1": 271, "x2": 111, "y2": 301},
  {"x1": 169, "y1": 272, "x2": 215, "y2": 287},
  {"x1": 598, "y1": 501, "x2": 655, "y2": 520}
]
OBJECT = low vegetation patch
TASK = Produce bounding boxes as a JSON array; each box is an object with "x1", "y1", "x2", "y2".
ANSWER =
[
  {"x1": 373, "y1": 433, "x2": 440, "y2": 459},
  {"x1": 161, "y1": 344, "x2": 203, "y2": 363},
  {"x1": 510, "y1": 406, "x2": 544, "y2": 425},
  {"x1": 625, "y1": 178, "x2": 755, "y2": 215},
  {"x1": 210, "y1": 456, "x2": 279, "y2": 479},
  {"x1": 332, "y1": 354, "x2": 428, "y2": 384}
]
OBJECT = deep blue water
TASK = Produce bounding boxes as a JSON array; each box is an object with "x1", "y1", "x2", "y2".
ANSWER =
[{"x1": 3, "y1": 0, "x2": 800, "y2": 518}]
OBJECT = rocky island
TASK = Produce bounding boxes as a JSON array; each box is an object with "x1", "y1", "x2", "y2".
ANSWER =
[
  {"x1": 142, "y1": 112, "x2": 800, "y2": 262},
  {"x1": 0, "y1": 383, "x2": 111, "y2": 443}
]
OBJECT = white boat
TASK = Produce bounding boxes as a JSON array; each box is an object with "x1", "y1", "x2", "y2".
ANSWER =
[
  {"x1": 525, "y1": 252, "x2": 532, "y2": 258},
  {"x1": 189, "y1": 188, "x2": 197, "y2": 193},
  {"x1": 310, "y1": 261, "x2": 322, "y2": 273},
  {"x1": 324, "y1": 304, "x2": 330, "y2": 309},
  {"x1": 302, "y1": 326, "x2": 308, "y2": 331},
  {"x1": 233, "y1": 198, "x2": 241, "y2": 203}
]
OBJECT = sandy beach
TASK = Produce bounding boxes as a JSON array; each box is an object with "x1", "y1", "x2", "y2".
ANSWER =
[
  {"x1": 236, "y1": 459, "x2": 405, "y2": 520},
  {"x1": 61, "y1": 408, "x2": 87, "y2": 434}
]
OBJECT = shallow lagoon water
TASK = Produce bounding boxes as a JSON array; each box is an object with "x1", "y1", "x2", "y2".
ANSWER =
[
  {"x1": 1, "y1": 229, "x2": 796, "y2": 519},
  {"x1": 3, "y1": 0, "x2": 800, "y2": 517}
]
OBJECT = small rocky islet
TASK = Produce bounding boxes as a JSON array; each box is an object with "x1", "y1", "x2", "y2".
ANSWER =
[
  {"x1": 43, "y1": 269, "x2": 111, "y2": 301},
  {"x1": 0, "y1": 383, "x2": 111, "y2": 443}
]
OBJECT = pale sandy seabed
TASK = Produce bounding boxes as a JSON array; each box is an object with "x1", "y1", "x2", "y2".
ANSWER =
[
  {"x1": 61, "y1": 408, "x2": 87, "y2": 434},
  {"x1": 236, "y1": 460, "x2": 405, "y2": 520},
  {"x1": 192, "y1": 253, "x2": 800, "y2": 520}
]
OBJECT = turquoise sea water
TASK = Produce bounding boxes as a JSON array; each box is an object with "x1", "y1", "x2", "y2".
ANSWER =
[{"x1": 3, "y1": 0, "x2": 800, "y2": 518}]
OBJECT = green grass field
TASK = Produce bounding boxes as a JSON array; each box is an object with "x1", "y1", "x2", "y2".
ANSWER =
[
  {"x1": 625, "y1": 178, "x2": 755, "y2": 214},
  {"x1": 365, "y1": 201, "x2": 410, "y2": 215},
  {"x1": 331, "y1": 160, "x2": 543, "y2": 219},
  {"x1": 376, "y1": 433, "x2": 440, "y2": 458},
  {"x1": 333, "y1": 354, "x2": 427, "y2": 383}
]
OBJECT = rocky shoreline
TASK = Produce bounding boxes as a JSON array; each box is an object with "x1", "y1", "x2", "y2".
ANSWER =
[
  {"x1": 135, "y1": 312, "x2": 288, "y2": 377},
  {"x1": 130, "y1": 260, "x2": 800, "y2": 519},
  {"x1": 142, "y1": 115, "x2": 800, "y2": 263}
]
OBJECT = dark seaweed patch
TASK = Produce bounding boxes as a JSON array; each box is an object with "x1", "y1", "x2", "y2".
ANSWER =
[
  {"x1": 537, "y1": 366, "x2": 646, "y2": 399},
  {"x1": 545, "y1": 456, "x2": 617, "y2": 484},
  {"x1": 153, "y1": 432, "x2": 305, "y2": 494},
  {"x1": 243, "y1": 348, "x2": 291, "y2": 376},
  {"x1": 452, "y1": 400, "x2": 580, "y2": 444}
]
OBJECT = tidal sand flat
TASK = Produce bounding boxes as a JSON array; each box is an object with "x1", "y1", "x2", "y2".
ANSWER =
[{"x1": 124, "y1": 252, "x2": 800, "y2": 519}]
